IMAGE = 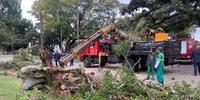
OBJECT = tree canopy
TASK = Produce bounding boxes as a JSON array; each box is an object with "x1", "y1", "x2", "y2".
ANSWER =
[
  {"x1": 0, "y1": 0, "x2": 37, "y2": 51},
  {"x1": 120, "y1": 0, "x2": 200, "y2": 35},
  {"x1": 0, "y1": 0, "x2": 21, "y2": 44},
  {"x1": 32, "y1": 0, "x2": 121, "y2": 50}
]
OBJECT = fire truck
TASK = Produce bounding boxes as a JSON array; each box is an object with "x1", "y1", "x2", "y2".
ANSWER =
[{"x1": 176, "y1": 38, "x2": 196, "y2": 63}]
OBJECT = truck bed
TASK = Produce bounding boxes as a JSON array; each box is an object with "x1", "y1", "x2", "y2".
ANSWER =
[{"x1": 127, "y1": 40, "x2": 181, "y2": 64}]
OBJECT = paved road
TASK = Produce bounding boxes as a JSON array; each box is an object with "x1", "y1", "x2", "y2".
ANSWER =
[
  {"x1": 137, "y1": 64, "x2": 200, "y2": 86},
  {"x1": 0, "y1": 55, "x2": 13, "y2": 63},
  {"x1": 165, "y1": 64, "x2": 200, "y2": 86}
]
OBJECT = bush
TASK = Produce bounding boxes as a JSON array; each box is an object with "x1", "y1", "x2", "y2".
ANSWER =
[
  {"x1": 31, "y1": 45, "x2": 39, "y2": 56},
  {"x1": 3, "y1": 61, "x2": 27, "y2": 70}
]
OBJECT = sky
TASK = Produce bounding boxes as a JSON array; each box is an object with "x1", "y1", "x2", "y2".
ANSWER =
[
  {"x1": 21, "y1": 0, "x2": 38, "y2": 24},
  {"x1": 21, "y1": 0, "x2": 199, "y2": 41}
]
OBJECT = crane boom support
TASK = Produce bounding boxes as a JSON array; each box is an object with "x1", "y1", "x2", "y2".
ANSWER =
[{"x1": 60, "y1": 23, "x2": 127, "y2": 65}]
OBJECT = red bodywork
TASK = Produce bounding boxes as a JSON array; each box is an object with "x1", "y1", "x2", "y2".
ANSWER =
[
  {"x1": 79, "y1": 38, "x2": 113, "y2": 61},
  {"x1": 79, "y1": 40, "x2": 101, "y2": 61},
  {"x1": 176, "y1": 38, "x2": 196, "y2": 62}
]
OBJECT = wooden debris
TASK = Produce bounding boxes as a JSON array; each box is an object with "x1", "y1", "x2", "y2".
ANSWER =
[
  {"x1": 60, "y1": 84, "x2": 66, "y2": 90},
  {"x1": 67, "y1": 73, "x2": 80, "y2": 83}
]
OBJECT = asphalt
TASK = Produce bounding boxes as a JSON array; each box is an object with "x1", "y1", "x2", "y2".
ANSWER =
[{"x1": 0, "y1": 55, "x2": 13, "y2": 63}]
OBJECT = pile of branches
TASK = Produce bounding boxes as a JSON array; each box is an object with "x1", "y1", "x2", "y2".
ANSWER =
[
  {"x1": 45, "y1": 68, "x2": 101, "y2": 96},
  {"x1": 67, "y1": 68, "x2": 200, "y2": 100},
  {"x1": 18, "y1": 66, "x2": 102, "y2": 97},
  {"x1": 18, "y1": 66, "x2": 200, "y2": 100}
]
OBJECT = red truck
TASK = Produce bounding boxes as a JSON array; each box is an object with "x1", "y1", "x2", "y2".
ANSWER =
[
  {"x1": 79, "y1": 38, "x2": 116, "y2": 67},
  {"x1": 176, "y1": 38, "x2": 196, "y2": 63},
  {"x1": 60, "y1": 23, "x2": 128, "y2": 67}
]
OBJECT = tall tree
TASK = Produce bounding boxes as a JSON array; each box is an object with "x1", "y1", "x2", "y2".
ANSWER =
[
  {"x1": 32, "y1": 0, "x2": 79, "y2": 49},
  {"x1": 0, "y1": 0, "x2": 21, "y2": 44},
  {"x1": 0, "y1": 0, "x2": 37, "y2": 51}
]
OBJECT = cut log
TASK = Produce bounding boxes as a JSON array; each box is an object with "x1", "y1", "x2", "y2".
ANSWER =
[{"x1": 22, "y1": 78, "x2": 45, "y2": 90}]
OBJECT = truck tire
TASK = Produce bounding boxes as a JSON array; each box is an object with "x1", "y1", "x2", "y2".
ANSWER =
[
  {"x1": 83, "y1": 57, "x2": 92, "y2": 68},
  {"x1": 100, "y1": 61, "x2": 106, "y2": 67},
  {"x1": 122, "y1": 58, "x2": 139, "y2": 71},
  {"x1": 100, "y1": 57, "x2": 108, "y2": 67}
]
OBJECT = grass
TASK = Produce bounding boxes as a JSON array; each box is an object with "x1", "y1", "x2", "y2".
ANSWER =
[
  {"x1": 0, "y1": 75, "x2": 21, "y2": 100},
  {"x1": 0, "y1": 74, "x2": 59, "y2": 100}
]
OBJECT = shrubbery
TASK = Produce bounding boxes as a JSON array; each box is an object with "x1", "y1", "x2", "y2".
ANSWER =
[{"x1": 31, "y1": 45, "x2": 39, "y2": 56}]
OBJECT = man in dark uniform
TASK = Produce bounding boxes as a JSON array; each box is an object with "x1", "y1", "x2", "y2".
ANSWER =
[{"x1": 191, "y1": 45, "x2": 200, "y2": 76}]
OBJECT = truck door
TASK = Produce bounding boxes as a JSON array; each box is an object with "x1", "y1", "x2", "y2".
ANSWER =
[{"x1": 181, "y1": 41, "x2": 187, "y2": 54}]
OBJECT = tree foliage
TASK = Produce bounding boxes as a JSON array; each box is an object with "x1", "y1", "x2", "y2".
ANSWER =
[
  {"x1": 120, "y1": 0, "x2": 200, "y2": 34},
  {"x1": 68, "y1": 68, "x2": 200, "y2": 100},
  {"x1": 0, "y1": 0, "x2": 21, "y2": 44},
  {"x1": 0, "y1": 0, "x2": 37, "y2": 51},
  {"x1": 32, "y1": 0, "x2": 121, "y2": 50}
]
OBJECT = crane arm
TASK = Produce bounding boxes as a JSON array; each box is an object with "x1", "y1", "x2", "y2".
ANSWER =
[{"x1": 60, "y1": 23, "x2": 127, "y2": 65}]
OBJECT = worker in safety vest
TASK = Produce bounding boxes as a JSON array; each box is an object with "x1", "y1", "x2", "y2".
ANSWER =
[{"x1": 154, "y1": 47, "x2": 165, "y2": 85}]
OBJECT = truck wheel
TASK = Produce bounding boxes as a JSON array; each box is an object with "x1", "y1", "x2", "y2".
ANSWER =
[
  {"x1": 83, "y1": 57, "x2": 92, "y2": 68},
  {"x1": 100, "y1": 62, "x2": 106, "y2": 67},
  {"x1": 122, "y1": 58, "x2": 139, "y2": 71},
  {"x1": 100, "y1": 57, "x2": 108, "y2": 67}
]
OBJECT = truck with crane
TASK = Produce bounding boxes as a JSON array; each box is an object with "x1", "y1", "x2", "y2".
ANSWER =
[
  {"x1": 59, "y1": 23, "x2": 180, "y2": 70},
  {"x1": 60, "y1": 23, "x2": 128, "y2": 67}
]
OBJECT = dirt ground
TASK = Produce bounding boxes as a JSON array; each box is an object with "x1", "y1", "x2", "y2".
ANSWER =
[
  {"x1": 164, "y1": 64, "x2": 200, "y2": 86},
  {"x1": 136, "y1": 64, "x2": 200, "y2": 86}
]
